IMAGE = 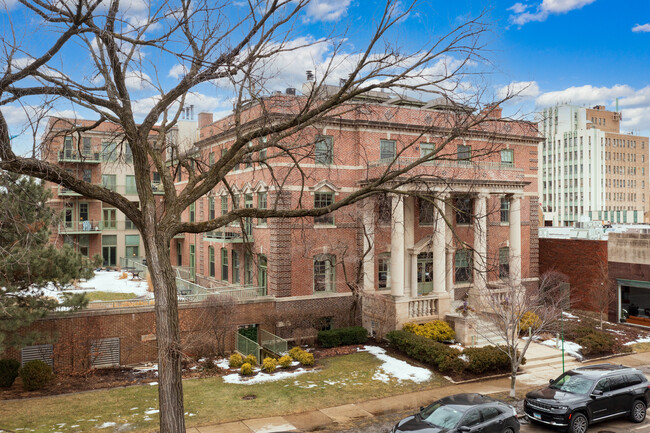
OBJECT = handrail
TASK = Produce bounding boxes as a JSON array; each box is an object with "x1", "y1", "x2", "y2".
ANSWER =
[{"x1": 236, "y1": 333, "x2": 261, "y2": 360}]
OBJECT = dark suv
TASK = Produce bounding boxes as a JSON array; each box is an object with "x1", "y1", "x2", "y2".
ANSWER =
[{"x1": 524, "y1": 364, "x2": 649, "y2": 433}]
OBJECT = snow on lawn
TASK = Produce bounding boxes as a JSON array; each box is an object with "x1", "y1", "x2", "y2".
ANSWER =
[
  {"x1": 625, "y1": 336, "x2": 650, "y2": 346},
  {"x1": 359, "y1": 346, "x2": 432, "y2": 384},
  {"x1": 562, "y1": 312, "x2": 580, "y2": 320},
  {"x1": 75, "y1": 270, "x2": 151, "y2": 297},
  {"x1": 541, "y1": 339, "x2": 583, "y2": 360},
  {"x1": 222, "y1": 367, "x2": 316, "y2": 385}
]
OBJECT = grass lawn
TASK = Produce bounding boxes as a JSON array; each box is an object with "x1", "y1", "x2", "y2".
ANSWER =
[
  {"x1": 79, "y1": 291, "x2": 138, "y2": 302},
  {"x1": 0, "y1": 351, "x2": 448, "y2": 433},
  {"x1": 630, "y1": 342, "x2": 650, "y2": 352}
]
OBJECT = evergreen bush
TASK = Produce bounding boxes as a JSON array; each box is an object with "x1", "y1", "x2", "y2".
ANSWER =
[
  {"x1": 317, "y1": 326, "x2": 368, "y2": 348},
  {"x1": 19, "y1": 360, "x2": 53, "y2": 391},
  {"x1": 229, "y1": 353, "x2": 244, "y2": 368},
  {"x1": 0, "y1": 359, "x2": 20, "y2": 388}
]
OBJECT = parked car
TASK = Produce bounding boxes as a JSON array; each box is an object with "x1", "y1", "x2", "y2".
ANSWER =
[
  {"x1": 524, "y1": 364, "x2": 649, "y2": 433},
  {"x1": 391, "y1": 393, "x2": 519, "y2": 433}
]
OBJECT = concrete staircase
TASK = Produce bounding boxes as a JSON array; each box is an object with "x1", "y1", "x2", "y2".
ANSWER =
[{"x1": 516, "y1": 341, "x2": 582, "y2": 386}]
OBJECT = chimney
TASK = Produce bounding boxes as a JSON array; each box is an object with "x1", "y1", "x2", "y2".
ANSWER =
[
  {"x1": 482, "y1": 104, "x2": 502, "y2": 119},
  {"x1": 198, "y1": 112, "x2": 213, "y2": 129},
  {"x1": 306, "y1": 70, "x2": 314, "y2": 81},
  {"x1": 286, "y1": 88, "x2": 296, "y2": 95}
]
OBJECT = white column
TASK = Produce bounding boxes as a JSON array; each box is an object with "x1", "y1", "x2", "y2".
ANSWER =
[
  {"x1": 473, "y1": 193, "x2": 488, "y2": 292},
  {"x1": 445, "y1": 247, "x2": 454, "y2": 294},
  {"x1": 404, "y1": 197, "x2": 415, "y2": 295},
  {"x1": 509, "y1": 194, "x2": 523, "y2": 287},
  {"x1": 390, "y1": 194, "x2": 405, "y2": 297},
  {"x1": 433, "y1": 197, "x2": 446, "y2": 293},
  {"x1": 362, "y1": 200, "x2": 375, "y2": 292},
  {"x1": 410, "y1": 251, "x2": 418, "y2": 298}
]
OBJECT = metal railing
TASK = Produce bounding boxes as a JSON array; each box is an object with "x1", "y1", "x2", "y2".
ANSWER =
[
  {"x1": 120, "y1": 257, "x2": 149, "y2": 280},
  {"x1": 236, "y1": 333, "x2": 261, "y2": 360},
  {"x1": 370, "y1": 157, "x2": 519, "y2": 171},
  {"x1": 59, "y1": 220, "x2": 102, "y2": 233},
  {"x1": 260, "y1": 329, "x2": 288, "y2": 355},
  {"x1": 58, "y1": 186, "x2": 81, "y2": 196},
  {"x1": 58, "y1": 150, "x2": 101, "y2": 163},
  {"x1": 175, "y1": 266, "x2": 193, "y2": 281}
]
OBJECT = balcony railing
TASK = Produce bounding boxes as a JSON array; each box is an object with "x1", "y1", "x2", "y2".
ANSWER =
[
  {"x1": 370, "y1": 157, "x2": 519, "y2": 171},
  {"x1": 58, "y1": 151, "x2": 101, "y2": 163},
  {"x1": 203, "y1": 230, "x2": 253, "y2": 243},
  {"x1": 100, "y1": 220, "x2": 139, "y2": 231},
  {"x1": 57, "y1": 186, "x2": 82, "y2": 196},
  {"x1": 59, "y1": 220, "x2": 102, "y2": 234},
  {"x1": 151, "y1": 182, "x2": 164, "y2": 195}
]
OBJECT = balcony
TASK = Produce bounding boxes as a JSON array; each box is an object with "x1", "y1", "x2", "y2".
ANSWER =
[
  {"x1": 58, "y1": 151, "x2": 101, "y2": 164},
  {"x1": 59, "y1": 220, "x2": 102, "y2": 234},
  {"x1": 57, "y1": 186, "x2": 82, "y2": 196},
  {"x1": 152, "y1": 182, "x2": 164, "y2": 195},
  {"x1": 203, "y1": 230, "x2": 254, "y2": 243},
  {"x1": 99, "y1": 220, "x2": 139, "y2": 231}
]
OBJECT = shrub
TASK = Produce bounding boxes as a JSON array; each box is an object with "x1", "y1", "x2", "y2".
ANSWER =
[
  {"x1": 289, "y1": 346, "x2": 304, "y2": 360},
  {"x1": 0, "y1": 359, "x2": 20, "y2": 388},
  {"x1": 261, "y1": 357, "x2": 277, "y2": 373},
  {"x1": 386, "y1": 330, "x2": 462, "y2": 373},
  {"x1": 403, "y1": 321, "x2": 455, "y2": 342},
  {"x1": 244, "y1": 354, "x2": 257, "y2": 366},
  {"x1": 317, "y1": 326, "x2": 368, "y2": 348},
  {"x1": 464, "y1": 346, "x2": 511, "y2": 375},
  {"x1": 519, "y1": 312, "x2": 542, "y2": 334},
  {"x1": 200, "y1": 356, "x2": 217, "y2": 372},
  {"x1": 229, "y1": 353, "x2": 244, "y2": 368},
  {"x1": 576, "y1": 331, "x2": 630, "y2": 356},
  {"x1": 438, "y1": 355, "x2": 467, "y2": 375},
  {"x1": 19, "y1": 360, "x2": 54, "y2": 391},
  {"x1": 240, "y1": 363, "x2": 253, "y2": 375},
  {"x1": 278, "y1": 355, "x2": 293, "y2": 368},
  {"x1": 297, "y1": 352, "x2": 314, "y2": 366}
]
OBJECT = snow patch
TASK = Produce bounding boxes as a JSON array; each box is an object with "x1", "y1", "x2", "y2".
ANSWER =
[
  {"x1": 215, "y1": 359, "x2": 230, "y2": 369},
  {"x1": 149, "y1": 382, "x2": 158, "y2": 386},
  {"x1": 359, "y1": 345, "x2": 432, "y2": 383},
  {"x1": 562, "y1": 312, "x2": 579, "y2": 320},
  {"x1": 222, "y1": 368, "x2": 316, "y2": 385},
  {"x1": 540, "y1": 339, "x2": 583, "y2": 360},
  {"x1": 97, "y1": 422, "x2": 116, "y2": 429},
  {"x1": 625, "y1": 336, "x2": 650, "y2": 346},
  {"x1": 144, "y1": 409, "x2": 159, "y2": 415}
]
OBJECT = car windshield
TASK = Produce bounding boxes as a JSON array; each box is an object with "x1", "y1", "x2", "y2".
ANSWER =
[
  {"x1": 550, "y1": 372, "x2": 595, "y2": 394},
  {"x1": 420, "y1": 403, "x2": 464, "y2": 429}
]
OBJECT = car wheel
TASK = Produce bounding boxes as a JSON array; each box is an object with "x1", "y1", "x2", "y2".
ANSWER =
[
  {"x1": 501, "y1": 427, "x2": 515, "y2": 433},
  {"x1": 630, "y1": 400, "x2": 647, "y2": 423},
  {"x1": 568, "y1": 413, "x2": 588, "y2": 433}
]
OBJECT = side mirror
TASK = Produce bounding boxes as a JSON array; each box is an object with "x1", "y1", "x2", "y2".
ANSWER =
[
  {"x1": 420, "y1": 406, "x2": 424, "y2": 412},
  {"x1": 549, "y1": 379, "x2": 554, "y2": 385},
  {"x1": 591, "y1": 390, "x2": 603, "y2": 398},
  {"x1": 457, "y1": 427, "x2": 471, "y2": 433}
]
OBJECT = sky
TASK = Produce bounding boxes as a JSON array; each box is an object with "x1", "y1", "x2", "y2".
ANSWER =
[{"x1": 1, "y1": 0, "x2": 650, "y2": 154}]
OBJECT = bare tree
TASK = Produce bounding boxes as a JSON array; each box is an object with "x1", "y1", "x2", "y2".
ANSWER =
[
  {"x1": 579, "y1": 262, "x2": 615, "y2": 329},
  {"x1": 0, "y1": 1, "x2": 518, "y2": 431},
  {"x1": 472, "y1": 270, "x2": 569, "y2": 397},
  {"x1": 201, "y1": 295, "x2": 238, "y2": 356}
]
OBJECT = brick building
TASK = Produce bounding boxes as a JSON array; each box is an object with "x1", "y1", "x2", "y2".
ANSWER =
[{"x1": 174, "y1": 87, "x2": 542, "y2": 333}]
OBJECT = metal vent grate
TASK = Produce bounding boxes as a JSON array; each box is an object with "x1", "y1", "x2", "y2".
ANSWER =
[
  {"x1": 21, "y1": 344, "x2": 54, "y2": 367},
  {"x1": 90, "y1": 338, "x2": 120, "y2": 368}
]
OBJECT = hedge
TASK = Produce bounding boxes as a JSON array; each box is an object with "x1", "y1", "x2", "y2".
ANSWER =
[
  {"x1": 317, "y1": 326, "x2": 368, "y2": 348},
  {"x1": 0, "y1": 359, "x2": 20, "y2": 388}
]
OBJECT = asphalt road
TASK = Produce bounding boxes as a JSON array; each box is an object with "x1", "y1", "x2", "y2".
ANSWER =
[{"x1": 315, "y1": 410, "x2": 650, "y2": 433}]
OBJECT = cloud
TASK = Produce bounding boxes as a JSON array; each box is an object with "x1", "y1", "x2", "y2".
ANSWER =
[
  {"x1": 168, "y1": 64, "x2": 189, "y2": 79},
  {"x1": 509, "y1": 0, "x2": 596, "y2": 26},
  {"x1": 497, "y1": 81, "x2": 540, "y2": 100},
  {"x1": 304, "y1": 0, "x2": 352, "y2": 22},
  {"x1": 632, "y1": 23, "x2": 650, "y2": 33},
  {"x1": 125, "y1": 71, "x2": 153, "y2": 91},
  {"x1": 535, "y1": 84, "x2": 634, "y2": 107},
  {"x1": 130, "y1": 91, "x2": 229, "y2": 120}
]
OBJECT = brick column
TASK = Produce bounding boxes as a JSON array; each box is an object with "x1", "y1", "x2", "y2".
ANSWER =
[{"x1": 269, "y1": 190, "x2": 292, "y2": 297}]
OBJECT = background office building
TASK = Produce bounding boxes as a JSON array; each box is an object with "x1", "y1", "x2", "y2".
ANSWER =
[{"x1": 539, "y1": 104, "x2": 649, "y2": 226}]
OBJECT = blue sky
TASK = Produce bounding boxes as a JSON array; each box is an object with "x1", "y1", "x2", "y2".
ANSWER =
[{"x1": 2, "y1": 0, "x2": 650, "y2": 154}]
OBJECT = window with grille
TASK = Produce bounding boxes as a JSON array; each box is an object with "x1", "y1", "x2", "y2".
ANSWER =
[
  {"x1": 315, "y1": 136, "x2": 333, "y2": 164},
  {"x1": 258, "y1": 192, "x2": 267, "y2": 225},
  {"x1": 378, "y1": 253, "x2": 390, "y2": 289},
  {"x1": 455, "y1": 196, "x2": 472, "y2": 225},
  {"x1": 455, "y1": 249, "x2": 472, "y2": 283},
  {"x1": 377, "y1": 193, "x2": 392, "y2": 224},
  {"x1": 126, "y1": 175, "x2": 137, "y2": 195},
  {"x1": 221, "y1": 248, "x2": 228, "y2": 281},
  {"x1": 314, "y1": 254, "x2": 336, "y2": 292},
  {"x1": 500, "y1": 149, "x2": 514, "y2": 165},
  {"x1": 209, "y1": 247, "x2": 215, "y2": 277},
  {"x1": 419, "y1": 197, "x2": 434, "y2": 225},
  {"x1": 499, "y1": 247, "x2": 509, "y2": 279},
  {"x1": 380, "y1": 139, "x2": 396, "y2": 160},
  {"x1": 457, "y1": 144, "x2": 471, "y2": 161},
  {"x1": 314, "y1": 192, "x2": 334, "y2": 225},
  {"x1": 500, "y1": 197, "x2": 510, "y2": 223}
]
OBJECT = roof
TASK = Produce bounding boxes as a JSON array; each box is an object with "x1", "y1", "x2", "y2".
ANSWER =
[{"x1": 572, "y1": 364, "x2": 636, "y2": 377}]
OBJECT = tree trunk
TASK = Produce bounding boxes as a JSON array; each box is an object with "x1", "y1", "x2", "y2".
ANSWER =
[
  {"x1": 510, "y1": 370, "x2": 517, "y2": 398},
  {"x1": 142, "y1": 226, "x2": 185, "y2": 433}
]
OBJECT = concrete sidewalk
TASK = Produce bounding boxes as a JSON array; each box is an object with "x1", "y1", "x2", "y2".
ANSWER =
[{"x1": 186, "y1": 347, "x2": 649, "y2": 433}]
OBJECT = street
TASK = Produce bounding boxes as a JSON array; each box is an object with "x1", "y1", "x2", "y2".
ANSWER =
[{"x1": 315, "y1": 410, "x2": 650, "y2": 433}]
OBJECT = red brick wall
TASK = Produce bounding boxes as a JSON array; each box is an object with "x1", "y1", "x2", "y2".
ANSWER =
[{"x1": 539, "y1": 238, "x2": 608, "y2": 310}]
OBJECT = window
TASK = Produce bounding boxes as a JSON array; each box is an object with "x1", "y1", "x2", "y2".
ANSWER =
[
  {"x1": 189, "y1": 202, "x2": 195, "y2": 223},
  {"x1": 315, "y1": 136, "x2": 333, "y2": 164},
  {"x1": 177, "y1": 167, "x2": 182, "y2": 182},
  {"x1": 209, "y1": 152, "x2": 214, "y2": 166},
  {"x1": 221, "y1": 196, "x2": 228, "y2": 216},
  {"x1": 208, "y1": 247, "x2": 215, "y2": 277},
  {"x1": 420, "y1": 143, "x2": 435, "y2": 159},
  {"x1": 499, "y1": 247, "x2": 509, "y2": 279},
  {"x1": 418, "y1": 197, "x2": 434, "y2": 225},
  {"x1": 152, "y1": 171, "x2": 160, "y2": 184},
  {"x1": 124, "y1": 145, "x2": 133, "y2": 164},
  {"x1": 500, "y1": 197, "x2": 509, "y2": 223},
  {"x1": 232, "y1": 251, "x2": 240, "y2": 284},
  {"x1": 377, "y1": 193, "x2": 392, "y2": 224},
  {"x1": 459, "y1": 409, "x2": 481, "y2": 428},
  {"x1": 82, "y1": 169, "x2": 92, "y2": 183},
  {"x1": 455, "y1": 249, "x2": 472, "y2": 283},
  {"x1": 125, "y1": 234, "x2": 140, "y2": 258},
  {"x1": 101, "y1": 174, "x2": 116, "y2": 192},
  {"x1": 378, "y1": 253, "x2": 390, "y2": 289},
  {"x1": 102, "y1": 235, "x2": 117, "y2": 267},
  {"x1": 455, "y1": 196, "x2": 472, "y2": 225},
  {"x1": 257, "y1": 192, "x2": 267, "y2": 225},
  {"x1": 221, "y1": 248, "x2": 228, "y2": 281},
  {"x1": 102, "y1": 141, "x2": 117, "y2": 162},
  {"x1": 102, "y1": 208, "x2": 117, "y2": 229},
  {"x1": 82, "y1": 137, "x2": 92, "y2": 155},
  {"x1": 244, "y1": 252, "x2": 253, "y2": 285},
  {"x1": 244, "y1": 194, "x2": 253, "y2": 235},
  {"x1": 380, "y1": 139, "x2": 396, "y2": 160},
  {"x1": 314, "y1": 254, "x2": 336, "y2": 292},
  {"x1": 314, "y1": 192, "x2": 334, "y2": 225},
  {"x1": 457, "y1": 144, "x2": 471, "y2": 161},
  {"x1": 126, "y1": 175, "x2": 137, "y2": 195},
  {"x1": 78, "y1": 234, "x2": 89, "y2": 257},
  {"x1": 500, "y1": 149, "x2": 514, "y2": 165},
  {"x1": 209, "y1": 197, "x2": 215, "y2": 220},
  {"x1": 176, "y1": 242, "x2": 182, "y2": 266}
]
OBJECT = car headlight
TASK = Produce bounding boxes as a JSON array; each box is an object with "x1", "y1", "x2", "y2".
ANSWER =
[
  {"x1": 552, "y1": 405, "x2": 569, "y2": 411},
  {"x1": 512, "y1": 407, "x2": 517, "y2": 417}
]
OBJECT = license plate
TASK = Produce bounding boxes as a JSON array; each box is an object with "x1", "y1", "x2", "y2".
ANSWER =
[{"x1": 533, "y1": 413, "x2": 542, "y2": 419}]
